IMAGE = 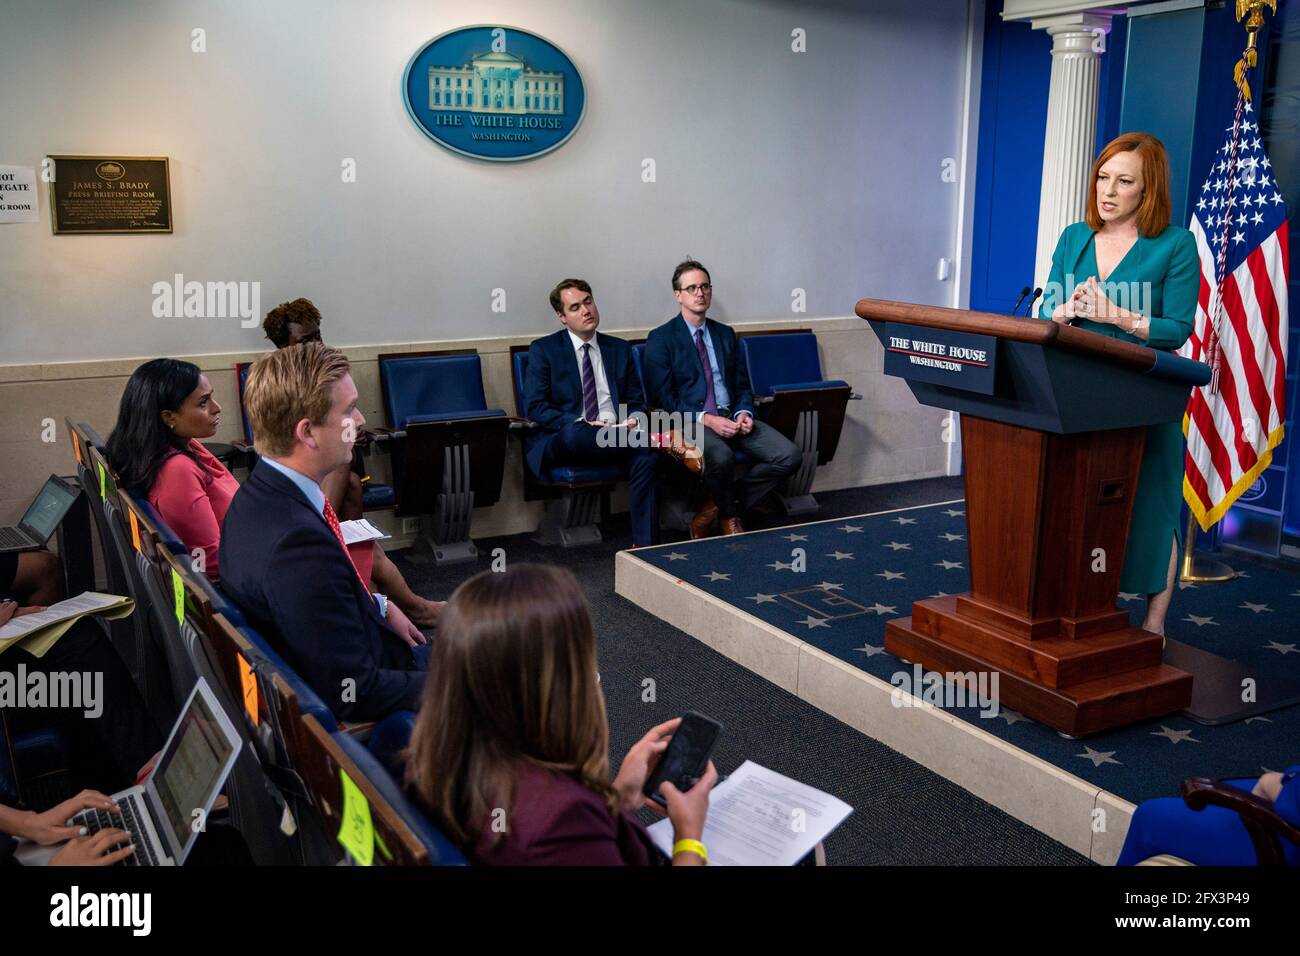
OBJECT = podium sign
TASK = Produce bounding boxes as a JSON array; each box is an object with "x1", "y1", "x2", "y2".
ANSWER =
[
  {"x1": 858, "y1": 298, "x2": 1210, "y2": 736},
  {"x1": 882, "y1": 323, "x2": 997, "y2": 395}
]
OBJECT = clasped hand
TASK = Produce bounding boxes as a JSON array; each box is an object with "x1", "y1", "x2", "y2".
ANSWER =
[{"x1": 1054, "y1": 276, "x2": 1118, "y2": 324}]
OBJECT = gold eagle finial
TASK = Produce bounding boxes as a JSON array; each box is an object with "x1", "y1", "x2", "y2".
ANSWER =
[{"x1": 1234, "y1": 0, "x2": 1278, "y2": 100}]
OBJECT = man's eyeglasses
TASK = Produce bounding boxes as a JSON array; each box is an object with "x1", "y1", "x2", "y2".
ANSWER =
[{"x1": 679, "y1": 283, "x2": 712, "y2": 295}]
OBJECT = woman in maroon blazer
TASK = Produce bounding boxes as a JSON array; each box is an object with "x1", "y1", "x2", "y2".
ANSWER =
[{"x1": 406, "y1": 564, "x2": 716, "y2": 866}]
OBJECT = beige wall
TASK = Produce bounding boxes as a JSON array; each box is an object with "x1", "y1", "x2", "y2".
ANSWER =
[{"x1": 0, "y1": 316, "x2": 951, "y2": 539}]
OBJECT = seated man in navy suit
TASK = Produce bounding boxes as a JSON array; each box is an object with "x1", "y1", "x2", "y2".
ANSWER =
[
  {"x1": 523, "y1": 279, "x2": 660, "y2": 547},
  {"x1": 220, "y1": 343, "x2": 428, "y2": 722},
  {"x1": 644, "y1": 259, "x2": 801, "y2": 538}
]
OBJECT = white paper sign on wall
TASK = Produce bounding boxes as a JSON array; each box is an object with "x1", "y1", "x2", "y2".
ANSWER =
[{"x1": 0, "y1": 165, "x2": 39, "y2": 223}]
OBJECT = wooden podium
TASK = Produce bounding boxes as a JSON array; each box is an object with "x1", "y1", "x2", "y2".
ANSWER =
[{"x1": 856, "y1": 298, "x2": 1212, "y2": 736}]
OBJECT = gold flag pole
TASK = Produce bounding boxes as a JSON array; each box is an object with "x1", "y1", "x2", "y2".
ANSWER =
[
  {"x1": 1180, "y1": 511, "x2": 1235, "y2": 583},
  {"x1": 1179, "y1": 1, "x2": 1279, "y2": 584}
]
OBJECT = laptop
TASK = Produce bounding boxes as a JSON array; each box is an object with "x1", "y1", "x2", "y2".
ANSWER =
[
  {"x1": 0, "y1": 475, "x2": 79, "y2": 554},
  {"x1": 72, "y1": 678, "x2": 242, "y2": 866}
]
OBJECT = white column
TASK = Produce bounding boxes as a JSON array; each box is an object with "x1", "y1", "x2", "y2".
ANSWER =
[{"x1": 1032, "y1": 12, "x2": 1111, "y2": 291}]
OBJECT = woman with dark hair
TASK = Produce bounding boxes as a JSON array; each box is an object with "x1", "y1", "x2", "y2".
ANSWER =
[
  {"x1": 106, "y1": 359, "x2": 237, "y2": 581},
  {"x1": 1038, "y1": 132, "x2": 1199, "y2": 636},
  {"x1": 406, "y1": 564, "x2": 716, "y2": 865}
]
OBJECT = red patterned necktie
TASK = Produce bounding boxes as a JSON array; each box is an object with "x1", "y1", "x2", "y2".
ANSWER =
[{"x1": 322, "y1": 499, "x2": 367, "y2": 588}]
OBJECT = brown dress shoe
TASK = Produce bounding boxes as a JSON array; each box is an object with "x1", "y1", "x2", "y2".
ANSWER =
[
  {"x1": 689, "y1": 499, "x2": 719, "y2": 539},
  {"x1": 653, "y1": 429, "x2": 704, "y2": 475},
  {"x1": 720, "y1": 516, "x2": 746, "y2": 536}
]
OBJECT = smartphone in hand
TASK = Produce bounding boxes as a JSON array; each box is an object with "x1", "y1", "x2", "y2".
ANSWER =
[{"x1": 644, "y1": 711, "x2": 723, "y2": 807}]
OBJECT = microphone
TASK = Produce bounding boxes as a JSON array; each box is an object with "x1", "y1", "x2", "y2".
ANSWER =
[
  {"x1": 1022, "y1": 287, "x2": 1043, "y2": 316},
  {"x1": 1010, "y1": 286, "x2": 1031, "y2": 315}
]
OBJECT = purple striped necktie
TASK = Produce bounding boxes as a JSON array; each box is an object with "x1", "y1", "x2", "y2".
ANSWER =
[
  {"x1": 694, "y1": 328, "x2": 718, "y2": 415},
  {"x1": 580, "y1": 343, "x2": 600, "y2": 421}
]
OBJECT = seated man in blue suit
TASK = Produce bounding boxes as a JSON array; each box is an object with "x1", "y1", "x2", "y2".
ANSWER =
[
  {"x1": 220, "y1": 343, "x2": 428, "y2": 722},
  {"x1": 523, "y1": 278, "x2": 660, "y2": 547},
  {"x1": 1117, "y1": 765, "x2": 1300, "y2": 866},
  {"x1": 644, "y1": 259, "x2": 801, "y2": 538}
]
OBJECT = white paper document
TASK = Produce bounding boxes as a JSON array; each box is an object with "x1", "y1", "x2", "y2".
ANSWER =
[
  {"x1": 0, "y1": 591, "x2": 127, "y2": 639},
  {"x1": 0, "y1": 165, "x2": 40, "y2": 223},
  {"x1": 647, "y1": 760, "x2": 853, "y2": 866},
  {"x1": 339, "y1": 518, "x2": 390, "y2": 545}
]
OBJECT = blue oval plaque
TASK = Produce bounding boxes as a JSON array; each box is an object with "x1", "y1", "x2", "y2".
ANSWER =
[{"x1": 402, "y1": 25, "x2": 587, "y2": 162}]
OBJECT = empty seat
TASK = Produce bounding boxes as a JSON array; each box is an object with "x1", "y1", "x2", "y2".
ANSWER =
[
  {"x1": 739, "y1": 332, "x2": 855, "y2": 514},
  {"x1": 378, "y1": 352, "x2": 509, "y2": 563}
]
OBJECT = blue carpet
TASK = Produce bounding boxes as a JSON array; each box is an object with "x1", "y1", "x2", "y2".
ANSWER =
[{"x1": 630, "y1": 498, "x2": 1300, "y2": 806}]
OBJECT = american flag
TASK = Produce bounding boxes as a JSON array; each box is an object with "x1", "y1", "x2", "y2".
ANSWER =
[{"x1": 1180, "y1": 91, "x2": 1289, "y2": 530}]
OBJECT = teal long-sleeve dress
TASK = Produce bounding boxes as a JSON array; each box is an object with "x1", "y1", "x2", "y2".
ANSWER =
[{"x1": 1039, "y1": 220, "x2": 1201, "y2": 594}]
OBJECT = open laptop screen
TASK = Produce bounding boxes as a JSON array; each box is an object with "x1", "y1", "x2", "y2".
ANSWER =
[
  {"x1": 20, "y1": 477, "x2": 77, "y2": 542},
  {"x1": 152, "y1": 688, "x2": 238, "y2": 856}
]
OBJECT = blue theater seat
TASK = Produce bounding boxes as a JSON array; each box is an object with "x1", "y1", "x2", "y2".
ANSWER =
[
  {"x1": 510, "y1": 347, "x2": 620, "y2": 547},
  {"x1": 738, "y1": 332, "x2": 856, "y2": 514},
  {"x1": 379, "y1": 352, "x2": 509, "y2": 563}
]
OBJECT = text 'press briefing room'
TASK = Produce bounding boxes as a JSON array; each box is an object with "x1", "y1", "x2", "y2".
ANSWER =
[{"x1": 1, "y1": 0, "x2": 1298, "y2": 936}]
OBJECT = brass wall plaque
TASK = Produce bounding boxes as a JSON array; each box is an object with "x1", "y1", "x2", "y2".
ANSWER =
[{"x1": 48, "y1": 155, "x2": 172, "y2": 234}]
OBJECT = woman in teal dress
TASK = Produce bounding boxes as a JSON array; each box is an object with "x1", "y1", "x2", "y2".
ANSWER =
[{"x1": 1039, "y1": 132, "x2": 1200, "y2": 636}]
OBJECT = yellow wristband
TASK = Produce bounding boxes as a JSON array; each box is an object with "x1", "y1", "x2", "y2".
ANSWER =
[{"x1": 672, "y1": 838, "x2": 707, "y2": 863}]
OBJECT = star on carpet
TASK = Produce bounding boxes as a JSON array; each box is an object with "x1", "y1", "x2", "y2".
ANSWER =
[
  {"x1": 1240, "y1": 601, "x2": 1272, "y2": 613},
  {"x1": 746, "y1": 593, "x2": 778, "y2": 604},
  {"x1": 935, "y1": 560, "x2": 963, "y2": 570},
  {"x1": 938, "y1": 532, "x2": 965, "y2": 542},
  {"x1": 813, "y1": 582, "x2": 844, "y2": 591},
  {"x1": 1245, "y1": 716, "x2": 1273, "y2": 724},
  {"x1": 942, "y1": 508, "x2": 965, "y2": 517},
  {"x1": 929, "y1": 591, "x2": 950, "y2": 598},
  {"x1": 1266, "y1": 642, "x2": 1298, "y2": 656},
  {"x1": 724, "y1": 542, "x2": 750, "y2": 552},
  {"x1": 884, "y1": 541, "x2": 912, "y2": 551},
  {"x1": 826, "y1": 551, "x2": 854, "y2": 561},
  {"x1": 703, "y1": 571, "x2": 730, "y2": 582},
  {"x1": 783, "y1": 533, "x2": 808, "y2": 542},
  {"x1": 767, "y1": 560, "x2": 794, "y2": 571},
  {"x1": 1150, "y1": 725, "x2": 1200, "y2": 745},
  {"x1": 1117, "y1": 592, "x2": 1141, "y2": 602},
  {"x1": 856, "y1": 643, "x2": 889, "y2": 657},
  {"x1": 1077, "y1": 747, "x2": 1121, "y2": 768},
  {"x1": 876, "y1": 569, "x2": 905, "y2": 581},
  {"x1": 838, "y1": 524, "x2": 864, "y2": 534},
  {"x1": 1177, "y1": 581, "x2": 1198, "y2": 590},
  {"x1": 996, "y1": 709, "x2": 1029, "y2": 726},
  {"x1": 664, "y1": 552, "x2": 689, "y2": 561},
  {"x1": 1183, "y1": 614, "x2": 1217, "y2": 627},
  {"x1": 892, "y1": 517, "x2": 917, "y2": 525},
  {"x1": 869, "y1": 603, "x2": 898, "y2": 616},
  {"x1": 796, "y1": 616, "x2": 830, "y2": 629}
]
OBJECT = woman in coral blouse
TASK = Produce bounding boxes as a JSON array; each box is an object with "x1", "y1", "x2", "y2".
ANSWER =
[{"x1": 106, "y1": 359, "x2": 245, "y2": 582}]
